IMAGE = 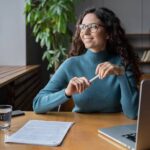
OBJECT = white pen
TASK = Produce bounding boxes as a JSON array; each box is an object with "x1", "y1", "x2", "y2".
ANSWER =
[{"x1": 89, "y1": 75, "x2": 99, "y2": 83}]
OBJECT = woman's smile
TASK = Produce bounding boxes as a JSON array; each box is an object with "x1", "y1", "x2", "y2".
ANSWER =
[
  {"x1": 83, "y1": 37, "x2": 93, "y2": 42},
  {"x1": 80, "y1": 13, "x2": 108, "y2": 52}
]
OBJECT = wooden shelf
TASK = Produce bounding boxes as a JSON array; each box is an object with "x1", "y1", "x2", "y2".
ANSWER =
[
  {"x1": 126, "y1": 33, "x2": 150, "y2": 74},
  {"x1": 140, "y1": 61, "x2": 150, "y2": 64}
]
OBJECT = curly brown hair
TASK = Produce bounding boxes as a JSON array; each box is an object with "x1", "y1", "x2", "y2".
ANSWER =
[{"x1": 69, "y1": 7, "x2": 141, "y2": 83}]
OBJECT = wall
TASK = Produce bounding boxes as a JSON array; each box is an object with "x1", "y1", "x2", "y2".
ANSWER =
[
  {"x1": 75, "y1": 0, "x2": 150, "y2": 33},
  {"x1": 142, "y1": 0, "x2": 150, "y2": 33},
  {"x1": 76, "y1": 0, "x2": 104, "y2": 17},
  {"x1": 103, "y1": 0, "x2": 142, "y2": 33},
  {"x1": 0, "y1": 0, "x2": 26, "y2": 65}
]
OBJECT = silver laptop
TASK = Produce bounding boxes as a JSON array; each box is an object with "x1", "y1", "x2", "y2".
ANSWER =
[{"x1": 98, "y1": 80, "x2": 150, "y2": 150}]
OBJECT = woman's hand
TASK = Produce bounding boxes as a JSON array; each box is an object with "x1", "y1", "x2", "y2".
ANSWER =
[
  {"x1": 65, "y1": 77, "x2": 91, "y2": 96},
  {"x1": 95, "y1": 62, "x2": 124, "y2": 79}
]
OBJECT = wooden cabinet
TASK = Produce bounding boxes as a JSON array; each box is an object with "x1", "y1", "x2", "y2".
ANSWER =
[{"x1": 0, "y1": 65, "x2": 42, "y2": 110}]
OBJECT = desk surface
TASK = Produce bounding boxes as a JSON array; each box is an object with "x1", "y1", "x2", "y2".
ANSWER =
[
  {"x1": 0, "y1": 65, "x2": 40, "y2": 88},
  {"x1": 0, "y1": 112, "x2": 136, "y2": 150}
]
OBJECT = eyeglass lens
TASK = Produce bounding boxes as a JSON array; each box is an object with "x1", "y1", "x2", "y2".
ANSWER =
[{"x1": 79, "y1": 23, "x2": 103, "y2": 33}]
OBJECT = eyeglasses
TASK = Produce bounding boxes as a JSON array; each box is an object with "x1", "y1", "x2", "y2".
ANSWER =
[{"x1": 78, "y1": 23, "x2": 104, "y2": 33}]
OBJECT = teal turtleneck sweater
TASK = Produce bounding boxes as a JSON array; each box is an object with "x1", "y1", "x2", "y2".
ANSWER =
[{"x1": 33, "y1": 49, "x2": 139, "y2": 119}]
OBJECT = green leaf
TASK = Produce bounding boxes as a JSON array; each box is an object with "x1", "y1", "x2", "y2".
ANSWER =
[
  {"x1": 24, "y1": 0, "x2": 81, "y2": 70},
  {"x1": 26, "y1": 13, "x2": 31, "y2": 23},
  {"x1": 48, "y1": 50, "x2": 55, "y2": 54},
  {"x1": 40, "y1": 37, "x2": 45, "y2": 48},
  {"x1": 42, "y1": 50, "x2": 49, "y2": 60},
  {"x1": 35, "y1": 34, "x2": 40, "y2": 43},
  {"x1": 33, "y1": 25, "x2": 40, "y2": 34},
  {"x1": 45, "y1": 38, "x2": 51, "y2": 49}
]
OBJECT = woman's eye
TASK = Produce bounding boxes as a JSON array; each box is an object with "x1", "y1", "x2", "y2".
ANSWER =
[
  {"x1": 91, "y1": 25, "x2": 97, "y2": 29},
  {"x1": 80, "y1": 25, "x2": 86, "y2": 30}
]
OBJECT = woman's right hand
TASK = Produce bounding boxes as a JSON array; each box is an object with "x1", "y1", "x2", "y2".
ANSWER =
[{"x1": 65, "y1": 77, "x2": 91, "y2": 97}]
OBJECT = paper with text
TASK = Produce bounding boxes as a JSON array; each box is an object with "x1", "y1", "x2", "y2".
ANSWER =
[{"x1": 5, "y1": 120, "x2": 74, "y2": 146}]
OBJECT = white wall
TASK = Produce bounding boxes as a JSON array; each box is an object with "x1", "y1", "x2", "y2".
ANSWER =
[{"x1": 0, "y1": 0, "x2": 26, "y2": 65}]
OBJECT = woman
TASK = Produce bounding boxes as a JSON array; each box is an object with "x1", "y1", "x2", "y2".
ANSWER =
[{"x1": 33, "y1": 7, "x2": 140, "y2": 119}]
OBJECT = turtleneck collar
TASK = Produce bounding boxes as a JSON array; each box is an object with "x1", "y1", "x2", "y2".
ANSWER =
[{"x1": 84, "y1": 49, "x2": 110, "y2": 63}]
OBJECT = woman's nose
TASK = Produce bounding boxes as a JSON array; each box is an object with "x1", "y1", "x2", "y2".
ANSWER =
[{"x1": 84, "y1": 27, "x2": 91, "y2": 35}]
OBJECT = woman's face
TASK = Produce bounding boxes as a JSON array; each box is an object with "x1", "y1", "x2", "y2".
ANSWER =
[{"x1": 80, "y1": 13, "x2": 108, "y2": 52}]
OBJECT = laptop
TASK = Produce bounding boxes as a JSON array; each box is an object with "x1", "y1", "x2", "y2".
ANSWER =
[{"x1": 98, "y1": 79, "x2": 150, "y2": 150}]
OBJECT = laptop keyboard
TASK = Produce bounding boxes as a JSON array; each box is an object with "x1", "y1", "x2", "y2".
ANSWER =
[{"x1": 122, "y1": 133, "x2": 136, "y2": 142}]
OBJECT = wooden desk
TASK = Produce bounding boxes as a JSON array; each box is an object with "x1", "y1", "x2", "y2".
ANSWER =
[
  {"x1": 0, "y1": 112, "x2": 136, "y2": 150},
  {"x1": 0, "y1": 65, "x2": 41, "y2": 110}
]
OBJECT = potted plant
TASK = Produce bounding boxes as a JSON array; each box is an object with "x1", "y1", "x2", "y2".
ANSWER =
[{"x1": 25, "y1": 0, "x2": 80, "y2": 71}]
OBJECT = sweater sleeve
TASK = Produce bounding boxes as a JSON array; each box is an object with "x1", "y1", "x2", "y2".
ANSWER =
[
  {"x1": 118, "y1": 65, "x2": 139, "y2": 119},
  {"x1": 33, "y1": 61, "x2": 70, "y2": 113}
]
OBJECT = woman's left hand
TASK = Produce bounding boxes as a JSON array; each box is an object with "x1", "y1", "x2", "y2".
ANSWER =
[{"x1": 95, "y1": 61, "x2": 124, "y2": 79}]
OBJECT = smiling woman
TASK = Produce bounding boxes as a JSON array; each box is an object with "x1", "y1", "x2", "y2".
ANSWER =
[
  {"x1": 33, "y1": 7, "x2": 140, "y2": 119},
  {"x1": 79, "y1": 13, "x2": 108, "y2": 52}
]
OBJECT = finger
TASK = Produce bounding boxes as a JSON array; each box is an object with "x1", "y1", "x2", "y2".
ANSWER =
[
  {"x1": 99, "y1": 62, "x2": 110, "y2": 71},
  {"x1": 70, "y1": 77, "x2": 80, "y2": 92},
  {"x1": 75, "y1": 78, "x2": 87, "y2": 93},
  {"x1": 95, "y1": 63, "x2": 103, "y2": 75},
  {"x1": 70, "y1": 77, "x2": 78, "y2": 87},
  {"x1": 78, "y1": 79, "x2": 85, "y2": 93},
  {"x1": 102, "y1": 65, "x2": 113, "y2": 78},
  {"x1": 77, "y1": 77, "x2": 91, "y2": 93},
  {"x1": 102, "y1": 64, "x2": 121, "y2": 78},
  {"x1": 100, "y1": 69, "x2": 107, "y2": 79},
  {"x1": 80, "y1": 77, "x2": 91, "y2": 87},
  {"x1": 70, "y1": 77, "x2": 78, "y2": 85},
  {"x1": 100, "y1": 63, "x2": 111, "y2": 78},
  {"x1": 71, "y1": 77, "x2": 78, "y2": 81},
  {"x1": 96, "y1": 62, "x2": 110, "y2": 78},
  {"x1": 72, "y1": 80, "x2": 80, "y2": 93}
]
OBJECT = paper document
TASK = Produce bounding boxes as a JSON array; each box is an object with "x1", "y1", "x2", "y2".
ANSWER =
[{"x1": 5, "y1": 120, "x2": 74, "y2": 146}]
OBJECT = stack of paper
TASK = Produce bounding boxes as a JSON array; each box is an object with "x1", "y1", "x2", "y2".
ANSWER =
[{"x1": 5, "y1": 120, "x2": 74, "y2": 146}]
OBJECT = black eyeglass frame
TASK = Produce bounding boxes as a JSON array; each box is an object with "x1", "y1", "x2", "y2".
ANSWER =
[{"x1": 77, "y1": 23, "x2": 105, "y2": 33}]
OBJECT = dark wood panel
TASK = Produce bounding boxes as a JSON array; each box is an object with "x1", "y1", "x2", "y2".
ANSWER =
[
  {"x1": 0, "y1": 65, "x2": 41, "y2": 110},
  {"x1": 15, "y1": 80, "x2": 41, "y2": 110},
  {"x1": 14, "y1": 72, "x2": 40, "y2": 98},
  {"x1": 0, "y1": 65, "x2": 40, "y2": 88},
  {"x1": 14, "y1": 68, "x2": 39, "y2": 86},
  {"x1": 20, "y1": 84, "x2": 41, "y2": 110}
]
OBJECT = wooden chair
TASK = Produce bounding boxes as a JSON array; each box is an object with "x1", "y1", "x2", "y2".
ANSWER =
[
  {"x1": 59, "y1": 98, "x2": 74, "y2": 111},
  {"x1": 140, "y1": 73, "x2": 150, "y2": 81}
]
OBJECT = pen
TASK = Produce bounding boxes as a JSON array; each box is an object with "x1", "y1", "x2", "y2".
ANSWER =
[{"x1": 89, "y1": 75, "x2": 99, "y2": 83}]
